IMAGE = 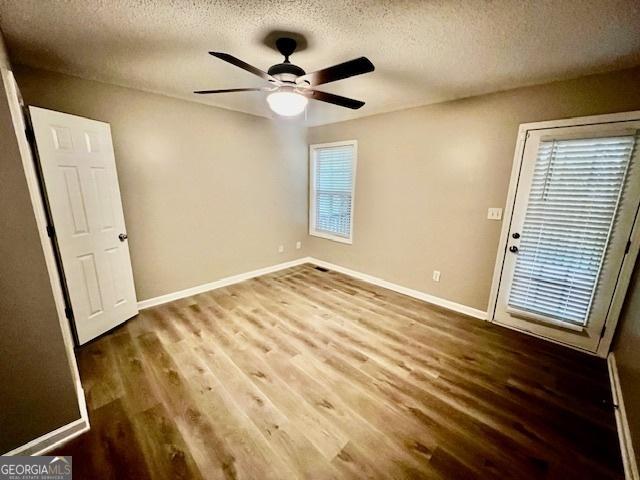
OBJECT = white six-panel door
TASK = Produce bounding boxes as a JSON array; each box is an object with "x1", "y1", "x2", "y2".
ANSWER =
[{"x1": 29, "y1": 107, "x2": 138, "y2": 344}]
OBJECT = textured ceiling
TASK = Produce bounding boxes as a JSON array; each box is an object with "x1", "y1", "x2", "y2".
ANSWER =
[{"x1": 1, "y1": 0, "x2": 639, "y2": 126}]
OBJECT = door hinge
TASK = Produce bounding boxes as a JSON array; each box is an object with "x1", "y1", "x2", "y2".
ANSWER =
[
  {"x1": 65, "y1": 306, "x2": 74, "y2": 321},
  {"x1": 46, "y1": 225, "x2": 55, "y2": 238},
  {"x1": 625, "y1": 239, "x2": 631, "y2": 254},
  {"x1": 600, "y1": 325, "x2": 606, "y2": 339}
]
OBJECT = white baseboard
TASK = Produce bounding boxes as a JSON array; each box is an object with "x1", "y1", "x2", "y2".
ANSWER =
[
  {"x1": 138, "y1": 256, "x2": 487, "y2": 321},
  {"x1": 306, "y1": 257, "x2": 487, "y2": 320},
  {"x1": 608, "y1": 353, "x2": 639, "y2": 480},
  {"x1": 138, "y1": 258, "x2": 311, "y2": 310}
]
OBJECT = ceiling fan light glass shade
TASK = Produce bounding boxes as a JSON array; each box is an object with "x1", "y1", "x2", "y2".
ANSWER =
[{"x1": 267, "y1": 91, "x2": 308, "y2": 116}]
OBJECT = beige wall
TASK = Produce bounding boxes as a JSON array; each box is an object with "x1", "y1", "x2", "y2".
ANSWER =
[
  {"x1": 613, "y1": 263, "x2": 640, "y2": 461},
  {"x1": 15, "y1": 65, "x2": 309, "y2": 301},
  {"x1": 307, "y1": 66, "x2": 640, "y2": 311},
  {"x1": 9, "y1": 56, "x2": 640, "y2": 462},
  {"x1": 0, "y1": 33, "x2": 80, "y2": 453}
]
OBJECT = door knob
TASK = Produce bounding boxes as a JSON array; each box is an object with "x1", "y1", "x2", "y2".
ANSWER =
[
  {"x1": 509, "y1": 245, "x2": 518, "y2": 253},
  {"x1": 118, "y1": 233, "x2": 128, "y2": 242}
]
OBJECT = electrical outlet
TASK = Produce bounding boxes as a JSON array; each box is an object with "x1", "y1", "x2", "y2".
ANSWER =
[
  {"x1": 487, "y1": 208, "x2": 503, "y2": 220},
  {"x1": 296, "y1": 241, "x2": 301, "y2": 250},
  {"x1": 278, "y1": 245, "x2": 284, "y2": 253},
  {"x1": 432, "y1": 270, "x2": 441, "y2": 282}
]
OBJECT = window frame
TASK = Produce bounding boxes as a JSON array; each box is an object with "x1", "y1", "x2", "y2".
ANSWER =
[{"x1": 309, "y1": 140, "x2": 358, "y2": 244}]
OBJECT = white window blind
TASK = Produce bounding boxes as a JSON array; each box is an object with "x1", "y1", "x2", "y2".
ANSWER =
[
  {"x1": 508, "y1": 135, "x2": 636, "y2": 326},
  {"x1": 310, "y1": 142, "x2": 356, "y2": 242}
]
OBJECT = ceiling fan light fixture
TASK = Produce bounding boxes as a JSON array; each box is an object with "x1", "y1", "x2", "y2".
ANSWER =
[
  {"x1": 195, "y1": 38, "x2": 374, "y2": 113},
  {"x1": 267, "y1": 90, "x2": 308, "y2": 116}
]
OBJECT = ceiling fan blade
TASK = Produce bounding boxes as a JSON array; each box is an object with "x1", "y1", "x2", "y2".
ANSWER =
[
  {"x1": 304, "y1": 89, "x2": 365, "y2": 109},
  {"x1": 194, "y1": 87, "x2": 269, "y2": 94},
  {"x1": 209, "y1": 52, "x2": 279, "y2": 83},
  {"x1": 299, "y1": 57, "x2": 374, "y2": 86}
]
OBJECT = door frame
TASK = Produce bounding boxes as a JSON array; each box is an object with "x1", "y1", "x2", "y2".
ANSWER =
[
  {"x1": 487, "y1": 110, "x2": 640, "y2": 358},
  {"x1": 1, "y1": 67, "x2": 90, "y2": 451}
]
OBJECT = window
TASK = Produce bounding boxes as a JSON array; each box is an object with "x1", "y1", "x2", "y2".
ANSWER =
[{"x1": 309, "y1": 140, "x2": 357, "y2": 243}]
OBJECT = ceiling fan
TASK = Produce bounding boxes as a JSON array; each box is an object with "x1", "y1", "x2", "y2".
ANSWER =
[{"x1": 194, "y1": 37, "x2": 374, "y2": 116}]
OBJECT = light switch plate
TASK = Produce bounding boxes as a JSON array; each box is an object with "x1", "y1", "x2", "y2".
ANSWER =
[{"x1": 487, "y1": 208, "x2": 503, "y2": 220}]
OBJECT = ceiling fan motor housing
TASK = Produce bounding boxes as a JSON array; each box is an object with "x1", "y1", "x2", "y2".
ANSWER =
[
  {"x1": 267, "y1": 62, "x2": 306, "y2": 83},
  {"x1": 268, "y1": 38, "x2": 306, "y2": 84}
]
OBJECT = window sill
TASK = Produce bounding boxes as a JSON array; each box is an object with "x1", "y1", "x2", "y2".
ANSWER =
[
  {"x1": 506, "y1": 306, "x2": 585, "y2": 332},
  {"x1": 309, "y1": 230, "x2": 352, "y2": 245}
]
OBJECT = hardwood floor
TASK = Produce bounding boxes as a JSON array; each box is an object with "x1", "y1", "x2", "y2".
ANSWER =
[{"x1": 53, "y1": 263, "x2": 623, "y2": 479}]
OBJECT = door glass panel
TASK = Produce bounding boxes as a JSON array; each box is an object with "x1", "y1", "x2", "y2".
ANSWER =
[{"x1": 508, "y1": 134, "x2": 636, "y2": 327}]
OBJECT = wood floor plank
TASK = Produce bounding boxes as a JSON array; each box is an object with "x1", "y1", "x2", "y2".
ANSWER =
[
  {"x1": 109, "y1": 329, "x2": 159, "y2": 415},
  {"x1": 223, "y1": 310, "x2": 440, "y2": 478},
  {"x1": 309, "y1": 267, "x2": 607, "y2": 380},
  {"x1": 131, "y1": 402, "x2": 204, "y2": 480},
  {"x1": 271, "y1": 274, "x2": 615, "y2": 464},
  {"x1": 204, "y1": 318, "x2": 352, "y2": 464},
  {"x1": 54, "y1": 398, "x2": 154, "y2": 480},
  {"x1": 137, "y1": 331, "x2": 240, "y2": 479},
  {"x1": 222, "y1": 281, "x2": 547, "y2": 478},
  {"x1": 260, "y1": 302, "x2": 522, "y2": 477},
  {"x1": 52, "y1": 263, "x2": 623, "y2": 479},
  {"x1": 77, "y1": 335, "x2": 125, "y2": 411},
  {"x1": 292, "y1": 270, "x2": 615, "y2": 453},
  {"x1": 171, "y1": 340, "x2": 298, "y2": 480},
  {"x1": 270, "y1": 272, "x2": 615, "y2": 478},
  {"x1": 187, "y1": 309, "x2": 345, "y2": 479}
]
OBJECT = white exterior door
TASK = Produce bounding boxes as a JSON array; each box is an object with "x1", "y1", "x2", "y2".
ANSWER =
[
  {"x1": 493, "y1": 119, "x2": 640, "y2": 353},
  {"x1": 29, "y1": 107, "x2": 138, "y2": 345}
]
